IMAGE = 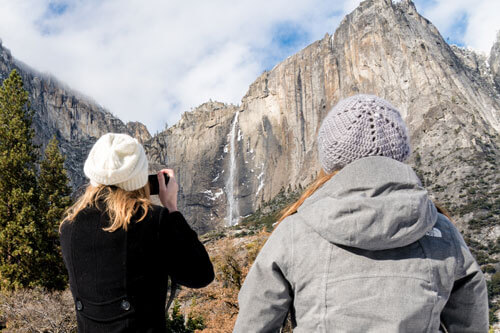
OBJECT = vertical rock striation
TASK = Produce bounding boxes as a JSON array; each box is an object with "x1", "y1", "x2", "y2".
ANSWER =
[
  {"x1": 1, "y1": 0, "x2": 498, "y2": 239},
  {"x1": 490, "y1": 31, "x2": 500, "y2": 92},
  {"x1": 0, "y1": 41, "x2": 151, "y2": 190},
  {"x1": 145, "y1": 0, "x2": 499, "y2": 236},
  {"x1": 145, "y1": 102, "x2": 239, "y2": 233}
]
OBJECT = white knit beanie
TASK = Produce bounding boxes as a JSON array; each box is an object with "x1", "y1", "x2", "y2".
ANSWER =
[
  {"x1": 318, "y1": 94, "x2": 410, "y2": 173},
  {"x1": 84, "y1": 133, "x2": 148, "y2": 191}
]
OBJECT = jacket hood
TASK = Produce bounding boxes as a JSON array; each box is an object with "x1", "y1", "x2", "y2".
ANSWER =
[{"x1": 297, "y1": 156, "x2": 437, "y2": 250}]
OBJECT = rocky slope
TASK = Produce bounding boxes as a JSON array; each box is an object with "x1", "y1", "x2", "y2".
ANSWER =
[
  {"x1": 146, "y1": 0, "x2": 499, "y2": 239},
  {"x1": 0, "y1": 41, "x2": 151, "y2": 190},
  {"x1": 491, "y1": 32, "x2": 500, "y2": 91},
  {"x1": 1, "y1": 0, "x2": 499, "y2": 326},
  {"x1": 1, "y1": 0, "x2": 498, "y2": 243}
]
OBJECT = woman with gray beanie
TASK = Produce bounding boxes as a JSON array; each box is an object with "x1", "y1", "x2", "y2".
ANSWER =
[
  {"x1": 234, "y1": 95, "x2": 488, "y2": 332},
  {"x1": 59, "y1": 133, "x2": 214, "y2": 332}
]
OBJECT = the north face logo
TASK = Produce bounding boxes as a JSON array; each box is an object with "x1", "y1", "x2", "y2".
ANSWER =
[{"x1": 426, "y1": 228, "x2": 442, "y2": 238}]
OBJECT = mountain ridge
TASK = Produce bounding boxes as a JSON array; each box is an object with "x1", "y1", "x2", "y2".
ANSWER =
[
  {"x1": 0, "y1": 0, "x2": 498, "y2": 241},
  {"x1": 144, "y1": 0, "x2": 499, "y2": 235},
  {"x1": 0, "y1": 39, "x2": 151, "y2": 189}
]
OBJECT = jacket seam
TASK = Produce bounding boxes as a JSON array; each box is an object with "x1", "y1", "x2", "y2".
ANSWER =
[
  {"x1": 93, "y1": 215, "x2": 99, "y2": 299},
  {"x1": 327, "y1": 274, "x2": 431, "y2": 284},
  {"x1": 69, "y1": 221, "x2": 79, "y2": 299},
  {"x1": 321, "y1": 243, "x2": 333, "y2": 333},
  {"x1": 417, "y1": 238, "x2": 438, "y2": 333},
  {"x1": 444, "y1": 216, "x2": 462, "y2": 279},
  {"x1": 410, "y1": 165, "x2": 436, "y2": 332}
]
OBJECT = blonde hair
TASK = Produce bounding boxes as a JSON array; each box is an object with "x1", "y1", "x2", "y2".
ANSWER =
[
  {"x1": 276, "y1": 168, "x2": 453, "y2": 227},
  {"x1": 61, "y1": 184, "x2": 152, "y2": 232},
  {"x1": 277, "y1": 169, "x2": 338, "y2": 225}
]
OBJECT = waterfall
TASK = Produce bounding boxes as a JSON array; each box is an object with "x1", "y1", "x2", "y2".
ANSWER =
[{"x1": 225, "y1": 111, "x2": 240, "y2": 226}]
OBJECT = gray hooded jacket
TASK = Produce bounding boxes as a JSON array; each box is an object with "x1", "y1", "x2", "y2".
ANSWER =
[{"x1": 234, "y1": 157, "x2": 488, "y2": 333}]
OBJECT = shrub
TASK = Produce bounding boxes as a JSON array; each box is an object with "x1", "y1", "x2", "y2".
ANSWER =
[
  {"x1": 214, "y1": 241, "x2": 243, "y2": 290},
  {"x1": 487, "y1": 273, "x2": 500, "y2": 324},
  {"x1": 0, "y1": 288, "x2": 76, "y2": 332},
  {"x1": 245, "y1": 237, "x2": 268, "y2": 266},
  {"x1": 165, "y1": 300, "x2": 205, "y2": 333},
  {"x1": 483, "y1": 265, "x2": 497, "y2": 274}
]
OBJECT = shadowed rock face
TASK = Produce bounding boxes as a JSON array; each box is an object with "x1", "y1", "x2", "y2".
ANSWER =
[
  {"x1": 491, "y1": 32, "x2": 500, "y2": 91},
  {"x1": 144, "y1": 101, "x2": 240, "y2": 234},
  {"x1": 146, "y1": 0, "x2": 499, "y2": 234},
  {"x1": 1, "y1": 0, "x2": 498, "y2": 237},
  {"x1": 0, "y1": 41, "x2": 151, "y2": 191}
]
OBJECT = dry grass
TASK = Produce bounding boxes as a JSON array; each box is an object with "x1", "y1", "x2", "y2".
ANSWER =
[
  {"x1": 176, "y1": 231, "x2": 269, "y2": 333},
  {"x1": 0, "y1": 288, "x2": 76, "y2": 332},
  {"x1": 0, "y1": 231, "x2": 270, "y2": 333}
]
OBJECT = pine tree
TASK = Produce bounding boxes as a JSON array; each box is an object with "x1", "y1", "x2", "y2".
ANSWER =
[
  {"x1": 36, "y1": 136, "x2": 71, "y2": 289},
  {"x1": 165, "y1": 300, "x2": 205, "y2": 333},
  {"x1": 0, "y1": 69, "x2": 40, "y2": 289},
  {"x1": 165, "y1": 300, "x2": 188, "y2": 332}
]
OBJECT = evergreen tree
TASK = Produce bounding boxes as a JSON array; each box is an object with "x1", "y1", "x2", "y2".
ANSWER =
[
  {"x1": 165, "y1": 300, "x2": 205, "y2": 333},
  {"x1": 165, "y1": 300, "x2": 188, "y2": 332},
  {"x1": 36, "y1": 136, "x2": 71, "y2": 289},
  {"x1": 0, "y1": 69, "x2": 40, "y2": 289}
]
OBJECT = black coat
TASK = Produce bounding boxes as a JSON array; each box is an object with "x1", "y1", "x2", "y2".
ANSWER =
[{"x1": 60, "y1": 204, "x2": 214, "y2": 333}]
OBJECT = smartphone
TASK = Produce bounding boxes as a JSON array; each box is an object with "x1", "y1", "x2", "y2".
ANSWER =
[{"x1": 148, "y1": 174, "x2": 170, "y2": 195}]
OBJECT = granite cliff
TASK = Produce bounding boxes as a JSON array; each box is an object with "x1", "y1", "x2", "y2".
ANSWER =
[
  {"x1": 0, "y1": 42, "x2": 151, "y2": 190},
  {"x1": 146, "y1": 0, "x2": 499, "y2": 239},
  {"x1": 0, "y1": 0, "x2": 498, "y2": 244},
  {"x1": 491, "y1": 32, "x2": 500, "y2": 91}
]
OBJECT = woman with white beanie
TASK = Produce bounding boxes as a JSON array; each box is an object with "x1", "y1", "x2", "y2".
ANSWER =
[
  {"x1": 60, "y1": 133, "x2": 214, "y2": 332},
  {"x1": 234, "y1": 95, "x2": 488, "y2": 332}
]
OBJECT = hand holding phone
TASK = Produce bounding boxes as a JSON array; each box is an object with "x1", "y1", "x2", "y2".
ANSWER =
[
  {"x1": 148, "y1": 174, "x2": 169, "y2": 195},
  {"x1": 155, "y1": 169, "x2": 178, "y2": 212}
]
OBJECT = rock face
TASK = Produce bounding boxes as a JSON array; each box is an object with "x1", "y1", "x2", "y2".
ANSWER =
[
  {"x1": 126, "y1": 122, "x2": 151, "y2": 144},
  {"x1": 146, "y1": 0, "x2": 499, "y2": 236},
  {"x1": 491, "y1": 32, "x2": 500, "y2": 91},
  {"x1": 0, "y1": 41, "x2": 151, "y2": 190},
  {"x1": 1, "y1": 0, "x2": 498, "y2": 241},
  {"x1": 145, "y1": 102, "x2": 240, "y2": 234}
]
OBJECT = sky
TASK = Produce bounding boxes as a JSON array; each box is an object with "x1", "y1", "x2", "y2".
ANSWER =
[{"x1": 0, "y1": 0, "x2": 499, "y2": 134}]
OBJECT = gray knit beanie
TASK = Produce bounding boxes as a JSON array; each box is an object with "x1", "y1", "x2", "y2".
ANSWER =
[{"x1": 318, "y1": 94, "x2": 410, "y2": 173}]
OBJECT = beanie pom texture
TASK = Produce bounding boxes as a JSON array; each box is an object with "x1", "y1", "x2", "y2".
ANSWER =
[
  {"x1": 318, "y1": 94, "x2": 410, "y2": 173},
  {"x1": 84, "y1": 133, "x2": 148, "y2": 191}
]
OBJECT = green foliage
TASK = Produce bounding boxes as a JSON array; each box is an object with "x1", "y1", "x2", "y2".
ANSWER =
[
  {"x1": 414, "y1": 151, "x2": 421, "y2": 167},
  {"x1": 241, "y1": 187, "x2": 302, "y2": 230},
  {"x1": 234, "y1": 229, "x2": 255, "y2": 238},
  {"x1": 215, "y1": 243, "x2": 242, "y2": 290},
  {"x1": 0, "y1": 70, "x2": 41, "y2": 290},
  {"x1": 35, "y1": 136, "x2": 72, "y2": 289},
  {"x1": 186, "y1": 314, "x2": 205, "y2": 331},
  {"x1": 483, "y1": 265, "x2": 496, "y2": 274},
  {"x1": 0, "y1": 70, "x2": 71, "y2": 290},
  {"x1": 245, "y1": 237, "x2": 267, "y2": 266},
  {"x1": 165, "y1": 299, "x2": 205, "y2": 333},
  {"x1": 199, "y1": 230, "x2": 226, "y2": 243},
  {"x1": 487, "y1": 273, "x2": 500, "y2": 324}
]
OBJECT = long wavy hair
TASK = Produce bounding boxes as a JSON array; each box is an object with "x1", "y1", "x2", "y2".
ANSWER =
[
  {"x1": 60, "y1": 184, "x2": 152, "y2": 232},
  {"x1": 276, "y1": 168, "x2": 452, "y2": 226},
  {"x1": 277, "y1": 169, "x2": 338, "y2": 225}
]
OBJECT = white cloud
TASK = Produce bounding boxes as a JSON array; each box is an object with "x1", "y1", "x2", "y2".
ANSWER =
[
  {"x1": 0, "y1": 0, "x2": 498, "y2": 134},
  {"x1": 0, "y1": 0, "x2": 346, "y2": 133},
  {"x1": 413, "y1": 0, "x2": 500, "y2": 54},
  {"x1": 462, "y1": 1, "x2": 500, "y2": 54}
]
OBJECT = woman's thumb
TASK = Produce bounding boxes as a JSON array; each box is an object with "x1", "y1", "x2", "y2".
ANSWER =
[{"x1": 157, "y1": 171, "x2": 166, "y2": 191}]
